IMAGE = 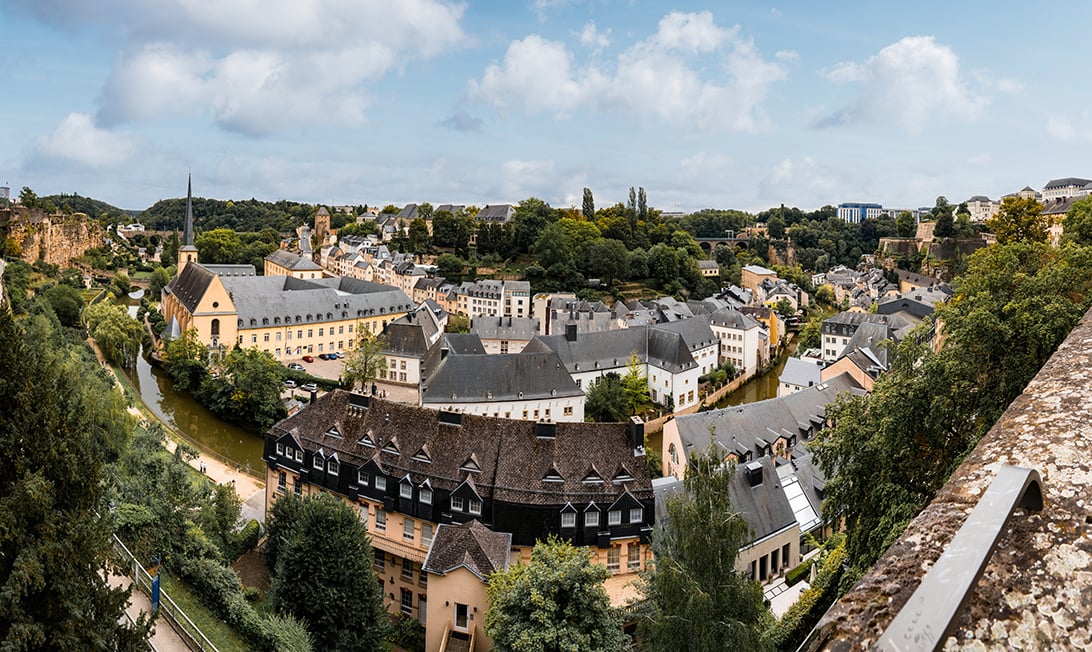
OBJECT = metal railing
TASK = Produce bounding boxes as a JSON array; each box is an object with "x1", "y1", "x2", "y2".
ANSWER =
[
  {"x1": 112, "y1": 535, "x2": 219, "y2": 652},
  {"x1": 875, "y1": 465, "x2": 1043, "y2": 652}
]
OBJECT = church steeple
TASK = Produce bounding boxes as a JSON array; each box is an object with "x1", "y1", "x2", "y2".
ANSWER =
[{"x1": 178, "y1": 174, "x2": 198, "y2": 273}]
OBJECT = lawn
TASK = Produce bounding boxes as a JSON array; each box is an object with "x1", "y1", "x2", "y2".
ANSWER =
[{"x1": 160, "y1": 572, "x2": 250, "y2": 652}]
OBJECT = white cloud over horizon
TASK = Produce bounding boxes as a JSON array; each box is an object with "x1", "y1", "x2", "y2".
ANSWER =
[
  {"x1": 819, "y1": 36, "x2": 986, "y2": 132},
  {"x1": 470, "y1": 11, "x2": 787, "y2": 132},
  {"x1": 34, "y1": 113, "x2": 136, "y2": 167}
]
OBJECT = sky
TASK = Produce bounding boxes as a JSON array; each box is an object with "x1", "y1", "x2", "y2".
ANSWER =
[{"x1": 1, "y1": 1, "x2": 1090, "y2": 214}]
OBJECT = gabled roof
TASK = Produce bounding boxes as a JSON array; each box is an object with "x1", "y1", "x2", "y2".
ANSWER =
[
  {"x1": 221, "y1": 275, "x2": 412, "y2": 326},
  {"x1": 422, "y1": 520, "x2": 512, "y2": 581},
  {"x1": 779, "y1": 357, "x2": 822, "y2": 389},
  {"x1": 533, "y1": 323, "x2": 699, "y2": 374},
  {"x1": 476, "y1": 204, "x2": 515, "y2": 222},
  {"x1": 709, "y1": 307, "x2": 761, "y2": 331},
  {"x1": 421, "y1": 351, "x2": 581, "y2": 403},
  {"x1": 265, "y1": 248, "x2": 322, "y2": 271},
  {"x1": 471, "y1": 316, "x2": 540, "y2": 341},
  {"x1": 1044, "y1": 177, "x2": 1092, "y2": 189},
  {"x1": 163, "y1": 262, "x2": 216, "y2": 313},
  {"x1": 267, "y1": 391, "x2": 652, "y2": 506}
]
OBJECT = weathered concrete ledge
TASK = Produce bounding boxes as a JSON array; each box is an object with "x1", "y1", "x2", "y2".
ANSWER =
[{"x1": 810, "y1": 305, "x2": 1092, "y2": 650}]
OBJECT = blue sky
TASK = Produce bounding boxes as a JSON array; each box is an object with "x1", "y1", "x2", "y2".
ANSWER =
[{"x1": 1, "y1": 1, "x2": 1089, "y2": 214}]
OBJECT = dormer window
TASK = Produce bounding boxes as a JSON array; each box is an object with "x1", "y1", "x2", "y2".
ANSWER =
[
  {"x1": 451, "y1": 496, "x2": 464, "y2": 512},
  {"x1": 543, "y1": 468, "x2": 564, "y2": 483},
  {"x1": 399, "y1": 479, "x2": 413, "y2": 499},
  {"x1": 382, "y1": 439, "x2": 399, "y2": 455},
  {"x1": 325, "y1": 425, "x2": 342, "y2": 438},
  {"x1": 630, "y1": 507, "x2": 643, "y2": 523},
  {"x1": 582, "y1": 471, "x2": 604, "y2": 485},
  {"x1": 460, "y1": 455, "x2": 481, "y2": 473},
  {"x1": 327, "y1": 459, "x2": 339, "y2": 475},
  {"x1": 358, "y1": 469, "x2": 369, "y2": 486},
  {"x1": 374, "y1": 475, "x2": 387, "y2": 492},
  {"x1": 420, "y1": 487, "x2": 433, "y2": 504},
  {"x1": 469, "y1": 498, "x2": 482, "y2": 515},
  {"x1": 412, "y1": 447, "x2": 432, "y2": 463},
  {"x1": 608, "y1": 510, "x2": 622, "y2": 526},
  {"x1": 276, "y1": 443, "x2": 284, "y2": 456},
  {"x1": 585, "y1": 510, "x2": 600, "y2": 528},
  {"x1": 313, "y1": 454, "x2": 323, "y2": 470},
  {"x1": 561, "y1": 512, "x2": 576, "y2": 528},
  {"x1": 359, "y1": 431, "x2": 375, "y2": 448},
  {"x1": 295, "y1": 449, "x2": 303, "y2": 463}
]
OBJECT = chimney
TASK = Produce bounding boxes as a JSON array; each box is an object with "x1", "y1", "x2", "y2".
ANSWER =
[
  {"x1": 565, "y1": 323, "x2": 578, "y2": 342},
  {"x1": 744, "y1": 460, "x2": 763, "y2": 487},
  {"x1": 628, "y1": 416, "x2": 646, "y2": 457},
  {"x1": 310, "y1": 389, "x2": 318, "y2": 404}
]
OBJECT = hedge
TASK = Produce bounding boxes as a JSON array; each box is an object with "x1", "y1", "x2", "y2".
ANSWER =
[{"x1": 784, "y1": 557, "x2": 817, "y2": 587}]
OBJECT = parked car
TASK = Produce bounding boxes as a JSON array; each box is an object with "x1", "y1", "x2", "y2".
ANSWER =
[
  {"x1": 318, "y1": 353, "x2": 332, "y2": 360},
  {"x1": 334, "y1": 351, "x2": 345, "y2": 359},
  {"x1": 301, "y1": 382, "x2": 318, "y2": 392},
  {"x1": 302, "y1": 355, "x2": 314, "y2": 363},
  {"x1": 287, "y1": 363, "x2": 304, "y2": 371},
  {"x1": 283, "y1": 379, "x2": 297, "y2": 388}
]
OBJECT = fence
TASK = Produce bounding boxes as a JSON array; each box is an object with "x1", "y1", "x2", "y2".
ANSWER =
[{"x1": 112, "y1": 535, "x2": 219, "y2": 652}]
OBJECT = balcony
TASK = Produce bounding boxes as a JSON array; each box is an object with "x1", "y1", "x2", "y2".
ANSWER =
[{"x1": 807, "y1": 306, "x2": 1092, "y2": 650}]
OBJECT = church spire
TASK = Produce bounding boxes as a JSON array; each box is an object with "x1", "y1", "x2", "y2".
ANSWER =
[
  {"x1": 182, "y1": 173, "x2": 195, "y2": 247},
  {"x1": 177, "y1": 174, "x2": 198, "y2": 273}
]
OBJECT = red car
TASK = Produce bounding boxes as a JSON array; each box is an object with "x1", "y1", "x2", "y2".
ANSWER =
[{"x1": 302, "y1": 355, "x2": 314, "y2": 363}]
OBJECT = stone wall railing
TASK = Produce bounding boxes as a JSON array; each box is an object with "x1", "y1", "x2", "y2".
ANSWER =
[{"x1": 808, "y1": 305, "x2": 1092, "y2": 650}]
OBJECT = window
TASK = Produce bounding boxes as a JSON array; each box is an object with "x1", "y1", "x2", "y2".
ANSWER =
[
  {"x1": 294, "y1": 449, "x2": 303, "y2": 463},
  {"x1": 419, "y1": 487, "x2": 432, "y2": 504},
  {"x1": 358, "y1": 470, "x2": 369, "y2": 486},
  {"x1": 628, "y1": 544, "x2": 641, "y2": 571},
  {"x1": 451, "y1": 496, "x2": 464, "y2": 512},
  {"x1": 585, "y1": 511, "x2": 599, "y2": 528},
  {"x1": 375, "y1": 509, "x2": 386, "y2": 532},
  {"x1": 563, "y1": 406, "x2": 573, "y2": 416},
  {"x1": 318, "y1": 328, "x2": 324, "y2": 337},
  {"x1": 469, "y1": 498, "x2": 482, "y2": 515},
  {"x1": 630, "y1": 507, "x2": 643, "y2": 523},
  {"x1": 277, "y1": 471, "x2": 286, "y2": 493},
  {"x1": 400, "y1": 481, "x2": 413, "y2": 499},
  {"x1": 422, "y1": 523, "x2": 433, "y2": 547},
  {"x1": 307, "y1": 329, "x2": 313, "y2": 338},
  {"x1": 374, "y1": 549, "x2": 385, "y2": 570},
  {"x1": 455, "y1": 603, "x2": 469, "y2": 631},
  {"x1": 607, "y1": 546, "x2": 620, "y2": 572},
  {"x1": 400, "y1": 361, "x2": 406, "y2": 370},
  {"x1": 263, "y1": 333, "x2": 269, "y2": 342},
  {"x1": 561, "y1": 512, "x2": 576, "y2": 528},
  {"x1": 400, "y1": 588, "x2": 413, "y2": 616},
  {"x1": 358, "y1": 505, "x2": 368, "y2": 529},
  {"x1": 293, "y1": 478, "x2": 301, "y2": 496},
  {"x1": 608, "y1": 510, "x2": 621, "y2": 526},
  {"x1": 403, "y1": 517, "x2": 415, "y2": 542},
  {"x1": 375, "y1": 476, "x2": 387, "y2": 491},
  {"x1": 402, "y1": 557, "x2": 414, "y2": 581},
  {"x1": 327, "y1": 459, "x2": 339, "y2": 475},
  {"x1": 276, "y1": 443, "x2": 284, "y2": 455},
  {"x1": 313, "y1": 455, "x2": 323, "y2": 470}
]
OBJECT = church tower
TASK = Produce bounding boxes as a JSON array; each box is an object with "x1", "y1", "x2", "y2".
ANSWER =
[{"x1": 178, "y1": 175, "x2": 198, "y2": 273}]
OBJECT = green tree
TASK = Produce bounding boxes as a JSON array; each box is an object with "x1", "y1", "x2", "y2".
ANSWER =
[
  {"x1": 486, "y1": 537, "x2": 627, "y2": 652},
  {"x1": 164, "y1": 328, "x2": 209, "y2": 392},
  {"x1": 270, "y1": 494, "x2": 388, "y2": 651},
  {"x1": 581, "y1": 238, "x2": 630, "y2": 286},
  {"x1": 337, "y1": 221, "x2": 380, "y2": 240},
  {"x1": 42, "y1": 283, "x2": 84, "y2": 328},
  {"x1": 639, "y1": 444, "x2": 770, "y2": 652},
  {"x1": 1061, "y1": 196, "x2": 1092, "y2": 246},
  {"x1": 813, "y1": 241, "x2": 1092, "y2": 584},
  {"x1": 986, "y1": 195, "x2": 1049, "y2": 244},
  {"x1": 408, "y1": 217, "x2": 431, "y2": 254},
  {"x1": 582, "y1": 187, "x2": 595, "y2": 221},
  {"x1": 432, "y1": 210, "x2": 474, "y2": 255},
  {"x1": 514, "y1": 197, "x2": 558, "y2": 254},
  {"x1": 932, "y1": 196, "x2": 954, "y2": 238},
  {"x1": 18, "y1": 185, "x2": 38, "y2": 208},
  {"x1": 83, "y1": 301, "x2": 143, "y2": 367},
  {"x1": 768, "y1": 213, "x2": 786, "y2": 239},
  {"x1": 638, "y1": 187, "x2": 648, "y2": 221},
  {"x1": 195, "y1": 228, "x2": 244, "y2": 264},
  {"x1": 435, "y1": 253, "x2": 466, "y2": 283},
  {"x1": 621, "y1": 352, "x2": 650, "y2": 413},
  {"x1": 342, "y1": 331, "x2": 385, "y2": 392},
  {"x1": 771, "y1": 297, "x2": 795, "y2": 319},
  {"x1": 895, "y1": 211, "x2": 916, "y2": 238},
  {"x1": 148, "y1": 265, "x2": 174, "y2": 297},
  {"x1": 0, "y1": 309, "x2": 151, "y2": 651},
  {"x1": 112, "y1": 270, "x2": 132, "y2": 297},
  {"x1": 533, "y1": 222, "x2": 574, "y2": 269},
  {"x1": 584, "y1": 373, "x2": 629, "y2": 422},
  {"x1": 199, "y1": 347, "x2": 286, "y2": 432}
]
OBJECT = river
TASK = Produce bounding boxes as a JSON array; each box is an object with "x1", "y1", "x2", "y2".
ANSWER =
[{"x1": 125, "y1": 350, "x2": 266, "y2": 475}]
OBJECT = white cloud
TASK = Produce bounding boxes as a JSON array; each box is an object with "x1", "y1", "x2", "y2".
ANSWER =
[
  {"x1": 578, "y1": 21, "x2": 610, "y2": 50},
  {"x1": 775, "y1": 50, "x2": 799, "y2": 63},
  {"x1": 758, "y1": 157, "x2": 846, "y2": 206},
  {"x1": 34, "y1": 113, "x2": 136, "y2": 167},
  {"x1": 818, "y1": 36, "x2": 985, "y2": 132},
  {"x1": 994, "y1": 78, "x2": 1025, "y2": 94},
  {"x1": 1046, "y1": 115, "x2": 1092, "y2": 143},
  {"x1": 471, "y1": 11, "x2": 786, "y2": 133},
  {"x1": 500, "y1": 159, "x2": 557, "y2": 198},
  {"x1": 61, "y1": 0, "x2": 467, "y2": 135}
]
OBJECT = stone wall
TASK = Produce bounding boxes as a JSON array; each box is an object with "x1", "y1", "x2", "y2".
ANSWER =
[
  {"x1": 2, "y1": 207, "x2": 104, "y2": 267},
  {"x1": 808, "y1": 305, "x2": 1092, "y2": 650}
]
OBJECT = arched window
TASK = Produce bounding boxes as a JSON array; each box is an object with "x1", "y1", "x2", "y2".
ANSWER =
[{"x1": 211, "y1": 318, "x2": 220, "y2": 336}]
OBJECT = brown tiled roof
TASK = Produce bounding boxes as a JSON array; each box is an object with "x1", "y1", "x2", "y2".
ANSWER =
[
  {"x1": 164, "y1": 262, "x2": 216, "y2": 313},
  {"x1": 422, "y1": 519, "x2": 511, "y2": 580},
  {"x1": 271, "y1": 391, "x2": 652, "y2": 506}
]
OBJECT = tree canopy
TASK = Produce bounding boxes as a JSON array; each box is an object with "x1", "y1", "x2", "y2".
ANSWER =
[
  {"x1": 639, "y1": 444, "x2": 770, "y2": 651},
  {"x1": 485, "y1": 537, "x2": 627, "y2": 652},
  {"x1": 986, "y1": 195, "x2": 1049, "y2": 244}
]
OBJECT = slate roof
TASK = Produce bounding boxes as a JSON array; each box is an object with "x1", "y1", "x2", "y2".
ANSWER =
[
  {"x1": 219, "y1": 275, "x2": 412, "y2": 327},
  {"x1": 265, "y1": 248, "x2": 322, "y2": 271},
  {"x1": 384, "y1": 323, "x2": 431, "y2": 358},
  {"x1": 422, "y1": 351, "x2": 581, "y2": 403},
  {"x1": 1044, "y1": 177, "x2": 1092, "y2": 189},
  {"x1": 652, "y1": 317, "x2": 717, "y2": 352},
  {"x1": 742, "y1": 264, "x2": 777, "y2": 276},
  {"x1": 471, "y1": 316, "x2": 540, "y2": 341},
  {"x1": 269, "y1": 391, "x2": 653, "y2": 506},
  {"x1": 476, "y1": 204, "x2": 515, "y2": 222},
  {"x1": 442, "y1": 333, "x2": 487, "y2": 355},
  {"x1": 709, "y1": 307, "x2": 760, "y2": 331},
  {"x1": 395, "y1": 203, "x2": 419, "y2": 220},
  {"x1": 674, "y1": 373, "x2": 864, "y2": 459},
  {"x1": 164, "y1": 262, "x2": 216, "y2": 313},
  {"x1": 532, "y1": 324, "x2": 698, "y2": 374},
  {"x1": 422, "y1": 520, "x2": 511, "y2": 581},
  {"x1": 201, "y1": 264, "x2": 256, "y2": 277},
  {"x1": 779, "y1": 357, "x2": 821, "y2": 389}
]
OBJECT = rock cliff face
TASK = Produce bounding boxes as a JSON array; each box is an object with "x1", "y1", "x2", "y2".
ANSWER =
[{"x1": 1, "y1": 208, "x2": 105, "y2": 267}]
